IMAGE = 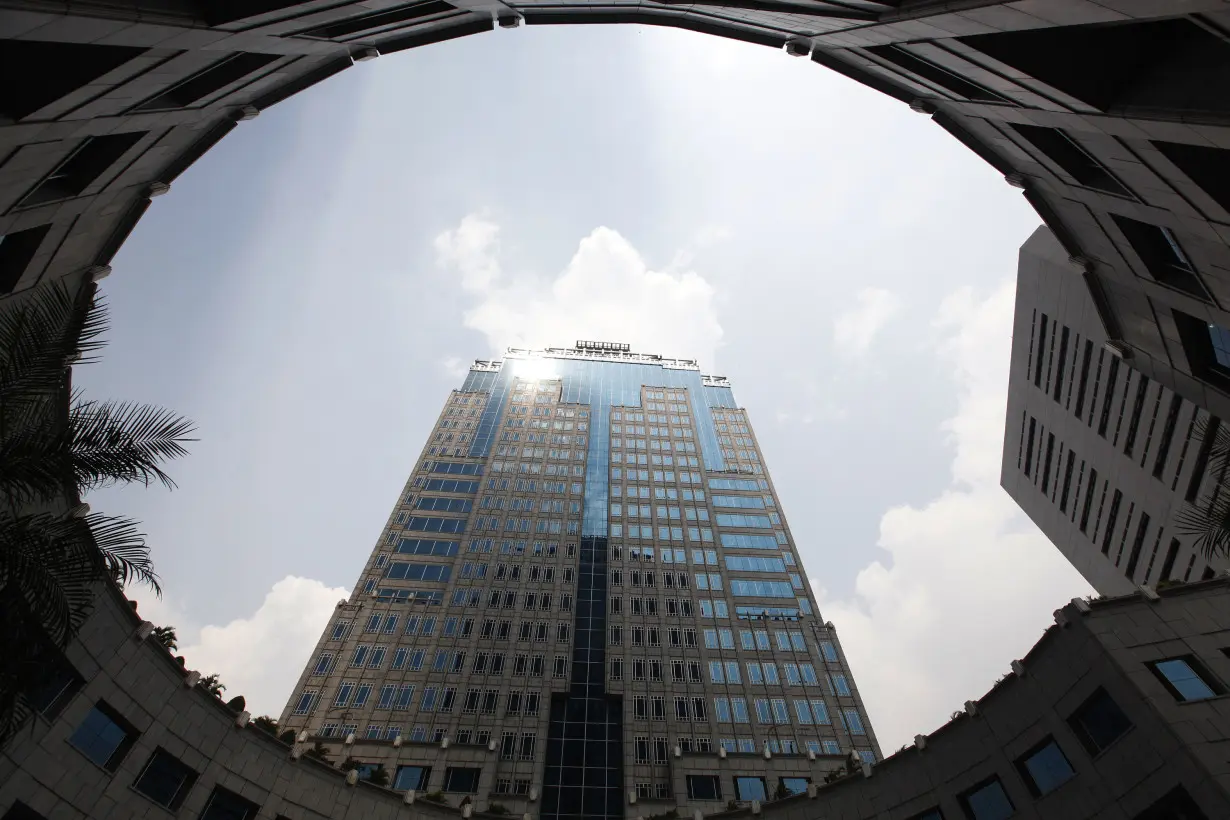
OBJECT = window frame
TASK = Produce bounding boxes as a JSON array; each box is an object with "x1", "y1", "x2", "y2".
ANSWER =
[
  {"x1": 1147, "y1": 655, "x2": 1225, "y2": 703},
  {"x1": 132, "y1": 747, "x2": 199, "y2": 810},
  {"x1": 1066, "y1": 686, "x2": 1133, "y2": 757},
  {"x1": 956, "y1": 774, "x2": 1015, "y2": 820},
  {"x1": 1013, "y1": 736, "x2": 1075, "y2": 798},
  {"x1": 67, "y1": 700, "x2": 140, "y2": 772}
]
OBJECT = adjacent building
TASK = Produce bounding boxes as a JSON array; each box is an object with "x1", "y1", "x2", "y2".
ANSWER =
[
  {"x1": 1003, "y1": 227, "x2": 1229, "y2": 597},
  {"x1": 275, "y1": 341, "x2": 880, "y2": 818}
]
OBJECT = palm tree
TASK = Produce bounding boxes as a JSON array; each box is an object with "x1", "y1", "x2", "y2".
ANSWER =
[
  {"x1": 152, "y1": 624, "x2": 178, "y2": 651},
  {"x1": 0, "y1": 279, "x2": 196, "y2": 744},
  {"x1": 199, "y1": 673, "x2": 226, "y2": 698},
  {"x1": 1175, "y1": 415, "x2": 1230, "y2": 563}
]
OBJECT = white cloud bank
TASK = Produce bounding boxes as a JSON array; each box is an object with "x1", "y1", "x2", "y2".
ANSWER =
[
  {"x1": 435, "y1": 213, "x2": 724, "y2": 368},
  {"x1": 132, "y1": 576, "x2": 347, "y2": 718},
  {"x1": 833, "y1": 287, "x2": 902, "y2": 357},
  {"x1": 818, "y1": 278, "x2": 1092, "y2": 752}
]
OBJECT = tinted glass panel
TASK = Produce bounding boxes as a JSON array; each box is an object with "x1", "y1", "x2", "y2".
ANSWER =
[
  {"x1": 961, "y1": 778, "x2": 1014, "y2": 820},
  {"x1": 735, "y1": 777, "x2": 767, "y2": 801},
  {"x1": 1152, "y1": 658, "x2": 1220, "y2": 701},
  {"x1": 1068, "y1": 687, "x2": 1132, "y2": 755},
  {"x1": 69, "y1": 703, "x2": 135, "y2": 771},
  {"x1": 1018, "y1": 740, "x2": 1074, "y2": 796},
  {"x1": 133, "y1": 748, "x2": 198, "y2": 809}
]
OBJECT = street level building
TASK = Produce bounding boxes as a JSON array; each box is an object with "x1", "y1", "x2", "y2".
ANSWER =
[{"x1": 275, "y1": 342, "x2": 881, "y2": 819}]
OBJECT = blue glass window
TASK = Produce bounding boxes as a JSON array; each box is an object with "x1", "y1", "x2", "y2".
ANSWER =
[
  {"x1": 735, "y1": 777, "x2": 767, "y2": 802},
  {"x1": 779, "y1": 777, "x2": 809, "y2": 797},
  {"x1": 69, "y1": 702, "x2": 137, "y2": 771},
  {"x1": 1016, "y1": 739, "x2": 1074, "y2": 797},
  {"x1": 959, "y1": 777, "x2": 1014, "y2": 820},
  {"x1": 715, "y1": 513, "x2": 773, "y2": 529},
  {"x1": 1150, "y1": 657, "x2": 1223, "y2": 702},
  {"x1": 394, "y1": 765, "x2": 431, "y2": 791},
  {"x1": 1209, "y1": 323, "x2": 1230, "y2": 368}
]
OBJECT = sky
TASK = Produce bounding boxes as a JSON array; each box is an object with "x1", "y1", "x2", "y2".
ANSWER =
[{"x1": 72, "y1": 24, "x2": 1093, "y2": 752}]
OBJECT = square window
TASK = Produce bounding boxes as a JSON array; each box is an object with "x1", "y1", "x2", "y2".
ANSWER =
[
  {"x1": 1148, "y1": 657, "x2": 1224, "y2": 702},
  {"x1": 1014, "y1": 738, "x2": 1074, "y2": 797},
  {"x1": 734, "y1": 776, "x2": 767, "y2": 802},
  {"x1": 778, "y1": 777, "x2": 809, "y2": 797},
  {"x1": 199, "y1": 786, "x2": 260, "y2": 820},
  {"x1": 133, "y1": 747, "x2": 199, "y2": 810},
  {"x1": 1067, "y1": 687, "x2": 1132, "y2": 755},
  {"x1": 443, "y1": 767, "x2": 481, "y2": 793},
  {"x1": 686, "y1": 774, "x2": 721, "y2": 801},
  {"x1": 68, "y1": 701, "x2": 138, "y2": 771},
  {"x1": 957, "y1": 776, "x2": 1014, "y2": 820}
]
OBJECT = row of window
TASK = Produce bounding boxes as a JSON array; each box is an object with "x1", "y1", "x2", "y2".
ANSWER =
[
  {"x1": 608, "y1": 656, "x2": 849, "y2": 690},
  {"x1": 61, "y1": 699, "x2": 258, "y2": 816},
  {"x1": 491, "y1": 446, "x2": 585, "y2": 463},
  {"x1": 611, "y1": 452, "x2": 702, "y2": 466},
  {"x1": 478, "y1": 496, "x2": 580, "y2": 513},
  {"x1": 610, "y1": 467, "x2": 705, "y2": 483},
  {"x1": 296, "y1": 657, "x2": 571, "y2": 714}
]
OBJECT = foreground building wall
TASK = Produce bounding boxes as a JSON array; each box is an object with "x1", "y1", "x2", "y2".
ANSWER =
[
  {"x1": 2, "y1": 1, "x2": 1230, "y2": 425},
  {"x1": 1003, "y1": 226, "x2": 1230, "y2": 597},
  {"x1": 6, "y1": 565, "x2": 1230, "y2": 820},
  {"x1": 739, "y1": 575, "x2": 1230, "y2": 820}
]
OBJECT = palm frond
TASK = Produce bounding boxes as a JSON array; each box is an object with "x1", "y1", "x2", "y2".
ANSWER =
[
  {"x1": 0, "y1": 280, "x2": 105, "y2": 404},
  {"x1": 84, "y1": 513, "x2": 160, "y2": 596},
  {"x1": 1193, "y1": 413, "x2": 1230, "y2": 487},
  {"x1": 69, "y1": 398, "x2": 197, "y2": 492},
  {"x1": 0, "y1": 395, "x2": 73, "y2": 507},
  {"x1": 0, "y1": 512, "x2": 102, "y2": 647},
  {"x1": 1174, "y1": 491, "x2": 1230, "y2": 562}
]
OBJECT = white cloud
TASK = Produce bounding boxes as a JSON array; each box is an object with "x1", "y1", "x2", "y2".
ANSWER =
[
  {"x1": 817, "y1": 279, "x2": 1092, "y2": 753},
  {"x1": 132, "y1": 576, "x2": 348, "y2": 718},
  {"x1": 833, "y1": 287, "x2": 902, "y2": 356},
  {"x1": 435, "y1": 214, "x2": 724, "y2": 369},
  {"x1": 433, "y1": 212, "x2": 503, "y2": 291}
]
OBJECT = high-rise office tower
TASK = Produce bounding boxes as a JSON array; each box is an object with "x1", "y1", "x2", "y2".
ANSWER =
[
  {"x1": 279, "y1": 342, "x2": 880, "y2": 818},
  {"x1": 1002, "y1": 228, "x2": 1228, "y2": 597}
]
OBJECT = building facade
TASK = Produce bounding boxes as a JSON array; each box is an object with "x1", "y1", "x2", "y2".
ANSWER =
[
  {"x1": 274, "y1": 342, "x2": 881, "y2": 819},
  {"x1": 1003, "y1": 226, "x2": 1229, "y2": 598},
  {"x1": 2, "y1": 0, "x2": 1230, "y2": 439},
  {"x1": 6, "y1": 546, "x2": 1230, "y2": 820}
]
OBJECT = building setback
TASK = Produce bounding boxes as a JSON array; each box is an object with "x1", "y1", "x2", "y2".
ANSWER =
[
  {"x1": 274, "y1": 342, "x2": 880, "y2": 819},
  {"x1": 1003, "y1": 227, "x2": 1228, "y2": 597}
]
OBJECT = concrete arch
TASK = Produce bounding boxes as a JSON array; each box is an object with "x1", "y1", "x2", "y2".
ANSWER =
[{"x1": 3, "y1": 2, "x2": 1230, "y2": 424}]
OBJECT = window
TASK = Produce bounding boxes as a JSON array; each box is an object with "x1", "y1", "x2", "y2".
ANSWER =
[
  {"x1": 1069, "y1": 687, "x2": 1134, "y2": 756},
  {"x1": 734, "y1": 777, "x2": 768, "y2": 802},
  {"x1": 443, "y1": 767, "x2": 481, "y2": 793},
  {"x1": 135, "y1": 52, "x2": 282, "y2": 111},
  {"x1": 687, "y1": 775, "x2": 721, "y2": 801},
  {"x1": 133, "y1": 748, "x2": 198, "y2": 810},
  {"x1": 958, "y1": 776, "x2": 1014, "y2": 820},
  {"x1": 68, "y1": 702, "x2": 138, "y2": 771},
  {"x1": 199, "y1": 787, "x2": 260, "y2": 820},
  {"x1": 1112, "y1": 215, "x2": 1208, "y2": 299},
  {"x1": 778, "y1": 777, "x2": 809, "y2": 797},
  {"x1": 17, "y1": 132, "x2": 146, "y2": 208},
  {"x1": 1015, "y1": 738, "x2": 1074, "y2": 797},
  {"x1": 1148, "y1": 657, "x2": 1224, "y2": 702},
  {"x1": 1009, "y1": 124, "x2": 1132, "y2": 197},
  {"x1": 0, "y1": 224, "x2": 51, "y2": 295}
]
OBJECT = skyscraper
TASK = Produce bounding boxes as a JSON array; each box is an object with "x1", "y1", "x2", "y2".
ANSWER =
[
  {"x1": 1002, "y1": 227, "x2": 1228, "y2": 597},
  {"x1": 279, "y1": 341, "x2": 880, "y2": 817}
]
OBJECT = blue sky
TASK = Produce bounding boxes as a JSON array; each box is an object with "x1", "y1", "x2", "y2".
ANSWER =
[{"x1": 73, "y1": 24, "x2": 1091, "y2": 749}]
